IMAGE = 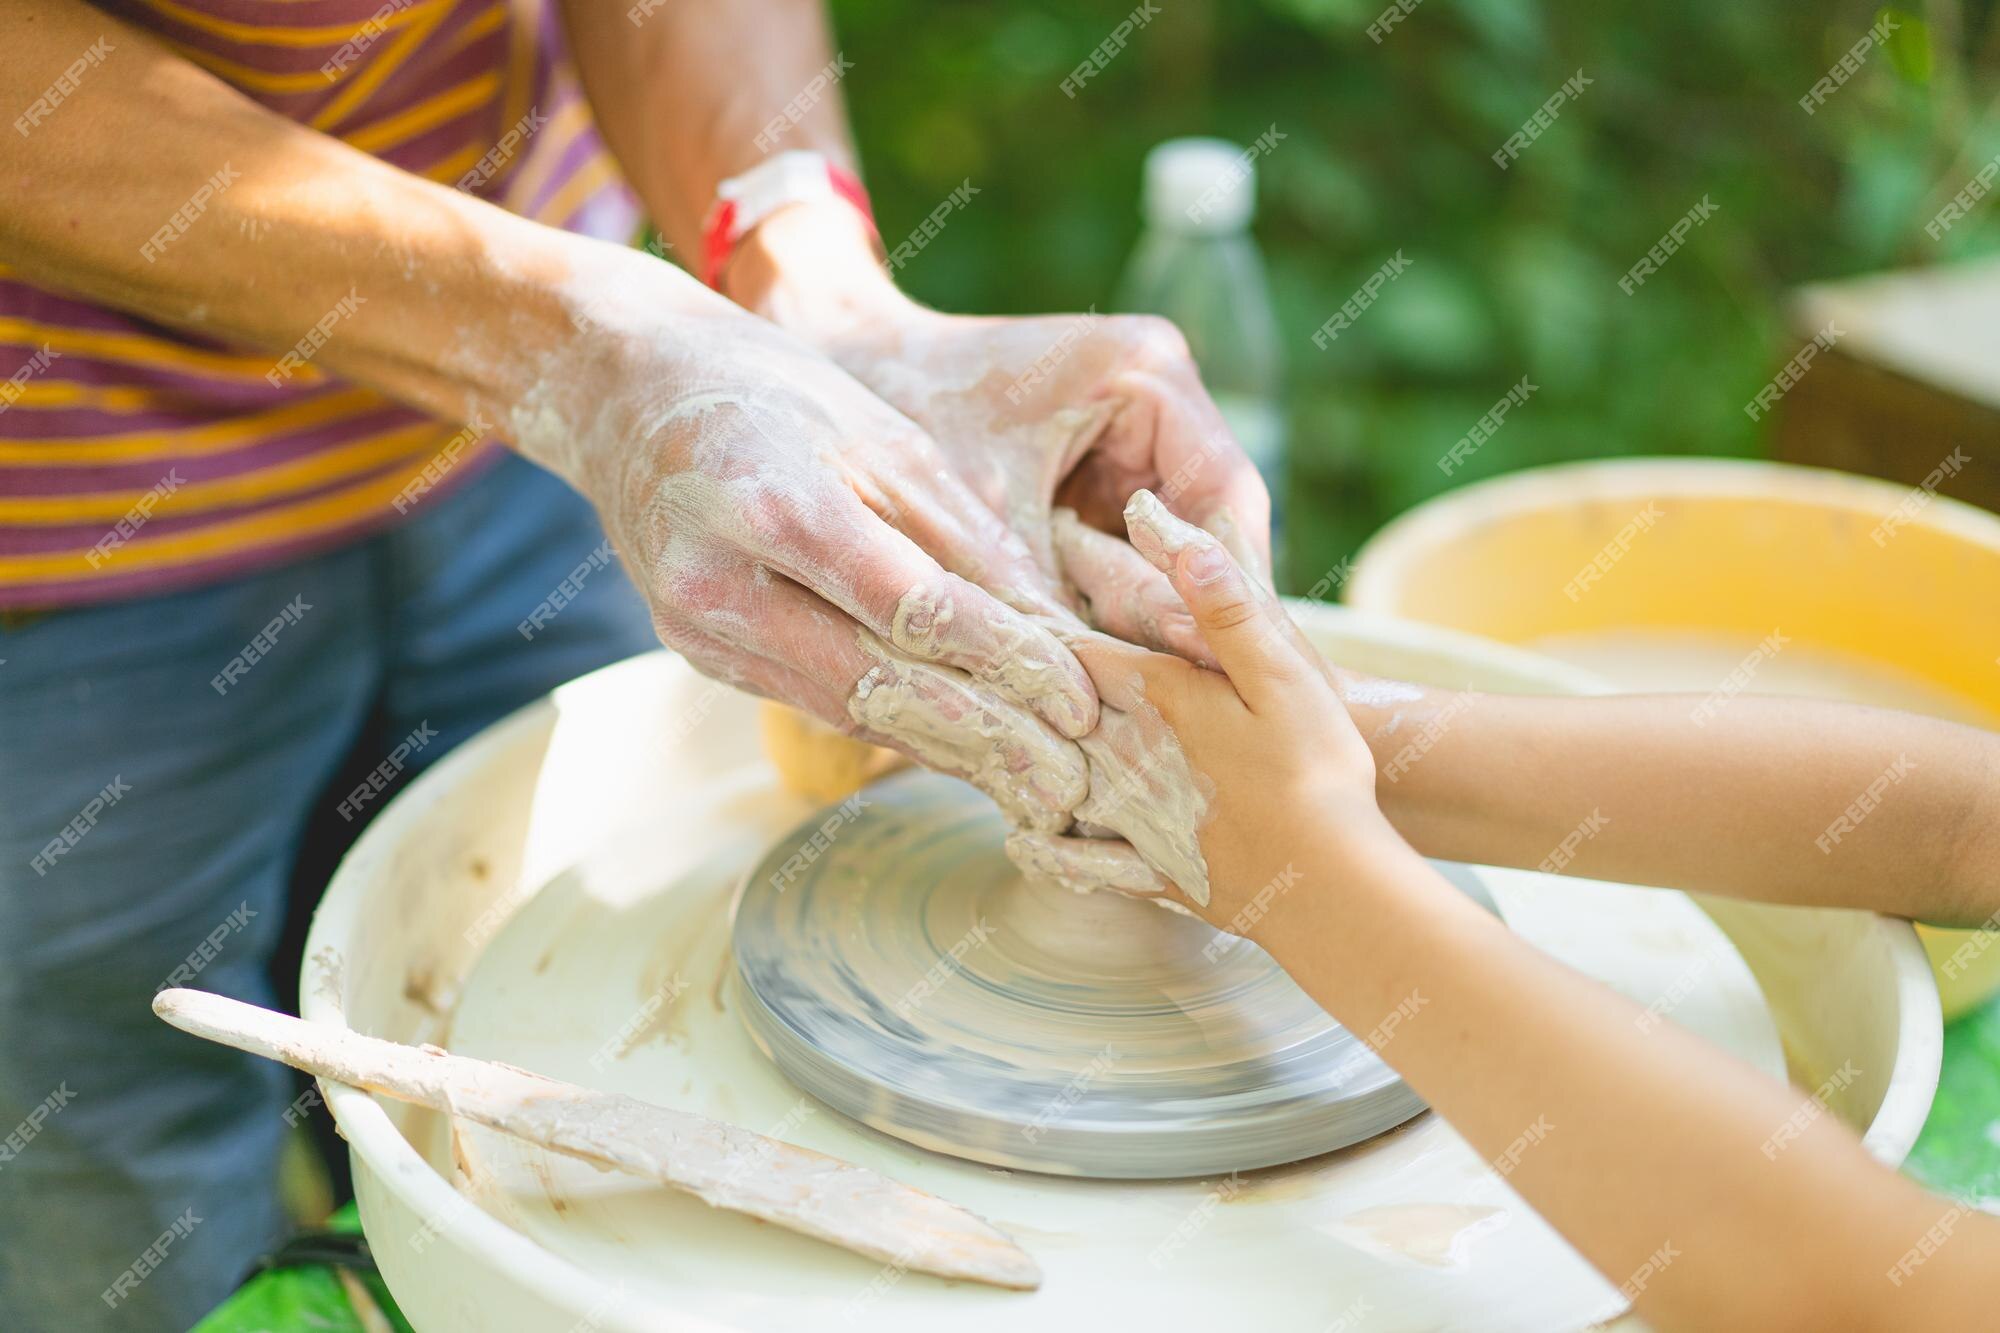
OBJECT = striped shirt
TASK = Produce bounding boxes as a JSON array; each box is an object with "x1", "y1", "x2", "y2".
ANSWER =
[{"x1": 0, "y1": 0, "x2": 641, "y2": 608}]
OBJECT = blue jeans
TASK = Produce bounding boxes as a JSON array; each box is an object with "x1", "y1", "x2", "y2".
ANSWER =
[{"x1": 0, "y1": 454, "x2": 656, "y2": 1331}]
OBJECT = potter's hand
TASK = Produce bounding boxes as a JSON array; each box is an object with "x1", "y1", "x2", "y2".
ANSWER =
[
  {"x1": 832, "y1": 306, "x2": 1271, "y2": 582},
  {"x1": 1049, "y1": 507, "x2": 1216, "y2": 668},
  {"x1": 523, "y1": 266, "x2": 1092, "y2": 831},
  {"x1": 723, "y1": 202, "x2": 1272, "y2": 633},
  {"x1": 1013, "y1": 492, "x2": 1383, "y2": 934}
]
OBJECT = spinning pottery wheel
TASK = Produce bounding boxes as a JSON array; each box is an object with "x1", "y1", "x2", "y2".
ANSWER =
[
  {"x1": 303, "y1": 620, "x2": 1941, "y2": 1333},
  {"x1": 733, "y1": 771, "x2": 1430, "y2": 1178}
]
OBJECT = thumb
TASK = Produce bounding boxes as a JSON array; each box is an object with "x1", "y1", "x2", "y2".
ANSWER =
[
  {"x1": 1122, "y1": 490, "x2": 1304, "y2": 711},
  {"x1": 1196, "y1": 504, "x2": 1274, "y2": 593}
]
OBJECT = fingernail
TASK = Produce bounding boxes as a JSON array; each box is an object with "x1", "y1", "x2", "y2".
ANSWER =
[
  {"x1": 1054, "y1": 686, "x2": 1095, "y2": 738},
  {"x1": 1125, "y1": 489, "x2": 1211, "y2": 578},
  {"x1": 1183, "y1": 544, "x2": 1229, "y2": 585}
]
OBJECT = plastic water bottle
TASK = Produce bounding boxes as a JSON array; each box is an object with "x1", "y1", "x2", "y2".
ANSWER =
[{"x1": 1115, "y1": 137, "x2": 1288, "y2": 563}]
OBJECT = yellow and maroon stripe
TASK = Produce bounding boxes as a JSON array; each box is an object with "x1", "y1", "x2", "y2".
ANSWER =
[{"x1": 0, "y1": 0, "x2": 638, "y2": 607}]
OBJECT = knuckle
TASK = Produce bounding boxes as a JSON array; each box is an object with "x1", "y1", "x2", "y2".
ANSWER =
[
  {"x1": 743, "y1": 497, "x2": 813, "y2": 557},
  {"x1": 1112, "y1": 314, "x2": 1191, "y2": 366},
  {"x1": 885, "y1": 577, "x2": 966, "y2": 660},
  {"x1": 1203, "y1": 595, "x2": 1264, "y2": 633},
  {"x1": 652, "y1": 561, "x2": 735, "y2": 629},
  {"x1": 743, "y1": 483, "x2": 849, "y2": 562},
  {"x1": 1156, "y1": 607, "x2": 1204, "y2": 650}
]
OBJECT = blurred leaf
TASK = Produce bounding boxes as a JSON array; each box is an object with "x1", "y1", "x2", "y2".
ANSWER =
[
  {"x1": 1259, "y1": 0, "x2": 1376, "y2": 32},
  {"x1": 990, "y1": 11, "x2": 1073, "y2": 76},
  {"x1": 1367, "y1": 260, "x2": 1498, "y2": 375},
  {"x1": 825, "y1": 0, "x2": 1997, "y2": 573},
  {"x1": 1489, "y1": 230, "x2": 1610, "y2": 389},
  {"x1": 1878, "y1": 8, "x2": 1933, "y2": 86},
  {"x1": 1838, "y1": 126, "x2": 1938, "y2": 253},
  {"x1": 1270, "y1": 138, "x2": 1378, "y2": 240},
  {"x1": 1448, "y1": 0, "x2": 1547, "y2": 60}
]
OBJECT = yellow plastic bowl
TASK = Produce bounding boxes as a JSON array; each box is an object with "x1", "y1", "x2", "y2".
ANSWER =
[{"x1": 1347, "y1": 457, "x2": 2000, "y2": 1017}]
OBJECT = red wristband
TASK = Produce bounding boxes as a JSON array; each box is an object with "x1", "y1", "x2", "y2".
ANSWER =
[{"x1": 700, "y1": 152, "x2": 879, "y2": 291}]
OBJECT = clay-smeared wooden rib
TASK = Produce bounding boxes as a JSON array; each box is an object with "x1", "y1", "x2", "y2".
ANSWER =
[{"x1": 152, "y1": 988, "x2": 1041, "y2": 1290}]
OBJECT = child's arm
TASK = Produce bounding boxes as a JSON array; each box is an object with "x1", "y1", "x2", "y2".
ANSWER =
[
  {"x1": 1054, "y1": 502, "x2": 2000, "y2": 925},
  {"x1": 1040, "y1": 493, "x2": 2000, "y2": 1333},
  {"x1": 1350, "y1": 685, "x2": 2000, "y2": 927}
]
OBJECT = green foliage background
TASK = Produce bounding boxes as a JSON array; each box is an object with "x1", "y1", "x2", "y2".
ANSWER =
[{"x1": 827, "y1": 0, "x2": 2000, "y2": 589}]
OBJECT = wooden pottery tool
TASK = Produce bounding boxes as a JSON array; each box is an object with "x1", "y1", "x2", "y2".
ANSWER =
[{"x1": 152, "y1": 988, "x2": 1041, "y2": 1290}]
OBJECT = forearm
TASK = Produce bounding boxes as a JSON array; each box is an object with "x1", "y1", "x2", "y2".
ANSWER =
[
  {"x1": 560, "y1": 0, "x2": 879, "y2": 294},
  {"x1": 1260, "y1": 828, "x2": 1994, "y2": 1332},
  {"x1": 582, "y1": 0, "x2": 900, "y2": 334},
  {"x1": 1349, "y1": 683, "x2": 2000, "y2": 924},
  {"x1": 4, "y1": 1, "x2": 740, "y2": 469}
]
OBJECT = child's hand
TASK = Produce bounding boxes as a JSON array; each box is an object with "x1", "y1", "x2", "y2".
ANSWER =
[{"x1": 1012, "y1": 491, "x2": 1387, "y2": 939}]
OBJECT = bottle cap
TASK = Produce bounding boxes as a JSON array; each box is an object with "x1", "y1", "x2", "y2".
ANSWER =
[{"x1": 1143, "y1": 137, "x2": 1255, "y2": 233}]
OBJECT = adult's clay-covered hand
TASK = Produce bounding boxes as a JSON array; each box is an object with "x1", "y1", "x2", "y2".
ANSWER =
[
  {"x1": 826, "y1": 306, "x2": 1273, "y2": 652},
  {"x1": 725, "y1": 203, "x2": 1273, "y2": 643},
  {"x1": 517, "y1": 266, "x2": 1096, "y2": 832},
  {"x1": 718, "y1": 202, "x2": 1276, "y2": 871}
]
